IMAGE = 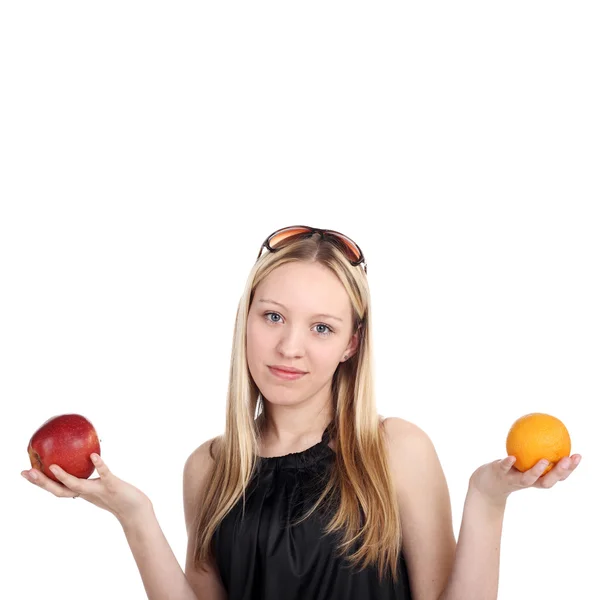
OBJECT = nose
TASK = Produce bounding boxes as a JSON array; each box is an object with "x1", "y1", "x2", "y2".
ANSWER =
[{"x1": 275, "y1": 326, "x2": 306, "y2": 359}]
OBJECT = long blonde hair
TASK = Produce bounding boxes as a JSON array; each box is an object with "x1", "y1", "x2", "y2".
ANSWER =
[{"x1": 192, "y1": 233, "x2": 403, "y2": 582}]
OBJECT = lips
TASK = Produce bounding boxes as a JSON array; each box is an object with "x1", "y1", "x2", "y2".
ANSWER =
[
  {"x1": 268, "y1": 366, "x2": 307, "y2": 380},
  {"x1": 269, "y1": 365, "x2": 307, "y2": 374}
]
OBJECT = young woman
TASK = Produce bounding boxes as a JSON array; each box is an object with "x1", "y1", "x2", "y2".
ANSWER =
[{"x1": 22, "y1": 225, "x2": 581, "y2": 600}]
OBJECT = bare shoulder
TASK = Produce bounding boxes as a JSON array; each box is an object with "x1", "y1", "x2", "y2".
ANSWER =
[
  {"x1": 184, "y1": 435, "x2": 222, "y2": 476},
  {"x1": 380, "y1": 415, "x2": 444, "y2": 495},
  {"x1": 183, "y1": 435, "x2": 222, "y2": 524},
  {"x1": 182, "y1": 434, "x2": 227, "y2": 600},
  {"x1": 381, "y1": 415, "x2": 428, "y2": 441},
  {"x1": 380, "y1": 415, "x2": 434, "y2": 455},
  {"x1": 380, "y1": 416, "x2": 456, "y2": 600}
]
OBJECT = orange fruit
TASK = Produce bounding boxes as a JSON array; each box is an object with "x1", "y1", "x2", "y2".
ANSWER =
[{"x1": 506, "y1": 413, "x2": 571, "y2": 474}]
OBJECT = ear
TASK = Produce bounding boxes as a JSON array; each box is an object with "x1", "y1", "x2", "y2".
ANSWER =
[{"x1": 342, "y1": 325, "x2": 362, "y2": 361}]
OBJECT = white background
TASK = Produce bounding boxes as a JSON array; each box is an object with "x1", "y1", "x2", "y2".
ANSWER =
[{"x1": 2, "y1": 2, "x2": 598, "y2": 599}]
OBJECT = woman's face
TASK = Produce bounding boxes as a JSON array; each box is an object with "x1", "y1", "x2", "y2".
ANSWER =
[{"x1": 246, "y1": 261, "x2": 359, "y2": 408}]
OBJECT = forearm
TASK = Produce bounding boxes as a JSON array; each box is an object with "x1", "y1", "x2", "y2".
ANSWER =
[
  {"x1": 439, "y1": 486, "x2": 507, "y2": 600},
  {"x1": 119, "y1": 505, "x2": 198, "y2": 600}
]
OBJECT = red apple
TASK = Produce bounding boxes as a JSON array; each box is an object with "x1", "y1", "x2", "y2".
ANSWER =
[{"x1": 27, "y1": 414, "x2": 101, "y2": 483}]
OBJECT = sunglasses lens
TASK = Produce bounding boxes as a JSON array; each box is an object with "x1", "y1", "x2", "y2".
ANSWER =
[
  {"x1": 267, "y1": 226, "x2": 313, "y2": 249},
  {"x1": 263, "y1": 226, "x2": 363, "y2": 266},
  {"x1": 328, "y1": 232, "x2": 362, "y2": 263}
]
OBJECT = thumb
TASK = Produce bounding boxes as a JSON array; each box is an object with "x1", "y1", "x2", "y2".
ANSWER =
[
  {"x1": 90, "y1": 453, "x2": 112, "y2": 479},
  {"x1": 501, "y1": 456, "x2": 517, "y2": 473}
]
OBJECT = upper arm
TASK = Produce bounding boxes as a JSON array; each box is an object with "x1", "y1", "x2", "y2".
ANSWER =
[
  {"x1": 183, "y1": 437, "x2": 228, "y2": 600},
  {"x1": 383, "y1": 417, "x2": 456, "y2": 600}
]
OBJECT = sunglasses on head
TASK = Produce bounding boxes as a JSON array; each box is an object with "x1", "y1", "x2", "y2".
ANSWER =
[{"x1": 256, "y1": 226, "x2": 367, "y2": 274}]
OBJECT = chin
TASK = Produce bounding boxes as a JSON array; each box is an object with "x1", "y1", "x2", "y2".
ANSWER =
[
  {"x1": 261, "y1": 390, "x2": 302, "y2": 405},
  {"x1": 259, "y1": 384, "x2": 306, "y2": 406}
]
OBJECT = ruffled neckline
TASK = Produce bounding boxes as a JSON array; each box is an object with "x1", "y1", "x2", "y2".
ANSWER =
[{"x1": 256, "y1": 422, "x2": 335, "y2": 470}]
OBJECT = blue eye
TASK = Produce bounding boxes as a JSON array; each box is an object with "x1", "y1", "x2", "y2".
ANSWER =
[
  {"x1": 315, "y1": 324, "x2": 332, "y2": 335},
  {"x1": 263, "y1": 312, "x2": 333, "y2": 337}
]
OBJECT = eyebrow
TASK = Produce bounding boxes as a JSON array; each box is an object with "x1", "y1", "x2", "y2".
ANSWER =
[{"x1": 258, "y1": 298, "x2": 344, "y2": 323}]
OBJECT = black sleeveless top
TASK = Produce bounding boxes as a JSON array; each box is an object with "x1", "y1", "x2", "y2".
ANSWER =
[{"x1": 212, "y1": 423, "x2": 412, "y2": 599}]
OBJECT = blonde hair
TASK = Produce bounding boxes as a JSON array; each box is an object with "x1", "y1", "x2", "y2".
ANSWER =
[{"x1": 191, "y1": 233, "x2": 403, "y2": 582}]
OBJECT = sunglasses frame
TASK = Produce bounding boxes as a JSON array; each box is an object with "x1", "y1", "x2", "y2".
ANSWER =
[{"x1": 256, "y1": 225, "x2": 367, "y2": 274}]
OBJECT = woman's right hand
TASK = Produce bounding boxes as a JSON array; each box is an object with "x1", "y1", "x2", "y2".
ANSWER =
[{"x1": 21, "y1": 453, "x2": 153, "y2": 525}]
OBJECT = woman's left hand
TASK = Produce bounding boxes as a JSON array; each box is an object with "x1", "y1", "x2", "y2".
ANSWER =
[{"x1": 469, "y1": 453, "x2": 582, "y2": 507}]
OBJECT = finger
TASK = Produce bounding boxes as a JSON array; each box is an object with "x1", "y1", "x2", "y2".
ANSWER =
[
  {"x1": 48, "y1": 464, "x2": 86, "y2": 497},
  {"x1": 554, "y1": 456, "x2": 579, "y2": 481},
  {"x1": 520, "y1": 459, "x2": 551, "y2": 487},
  {"x1": 21, "y1": 468, "x2": 78, "y2": 498},
  {"x1": 90, "y1": 453, "x2": 111, "y2": 478},
  {"x1": 538, "y1": 455, "x2": 581, "y2": 488},
  {"x1": 534, "y1": 456, "x2": 575, "y2": 488},
  {"x1": 501, "y1": 456, "x2": 517, "y2": 473},
  {"x1": 536, "y1": 464, "x2": 562, "y2": 489},
  {"x1": 21, "y1": 469, "x2": 38, "y2": 482}
]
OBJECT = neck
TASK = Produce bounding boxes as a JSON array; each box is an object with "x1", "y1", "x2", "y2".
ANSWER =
[{"x1": 258, "y1": 400, "x2": 334, "y2": 445}]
